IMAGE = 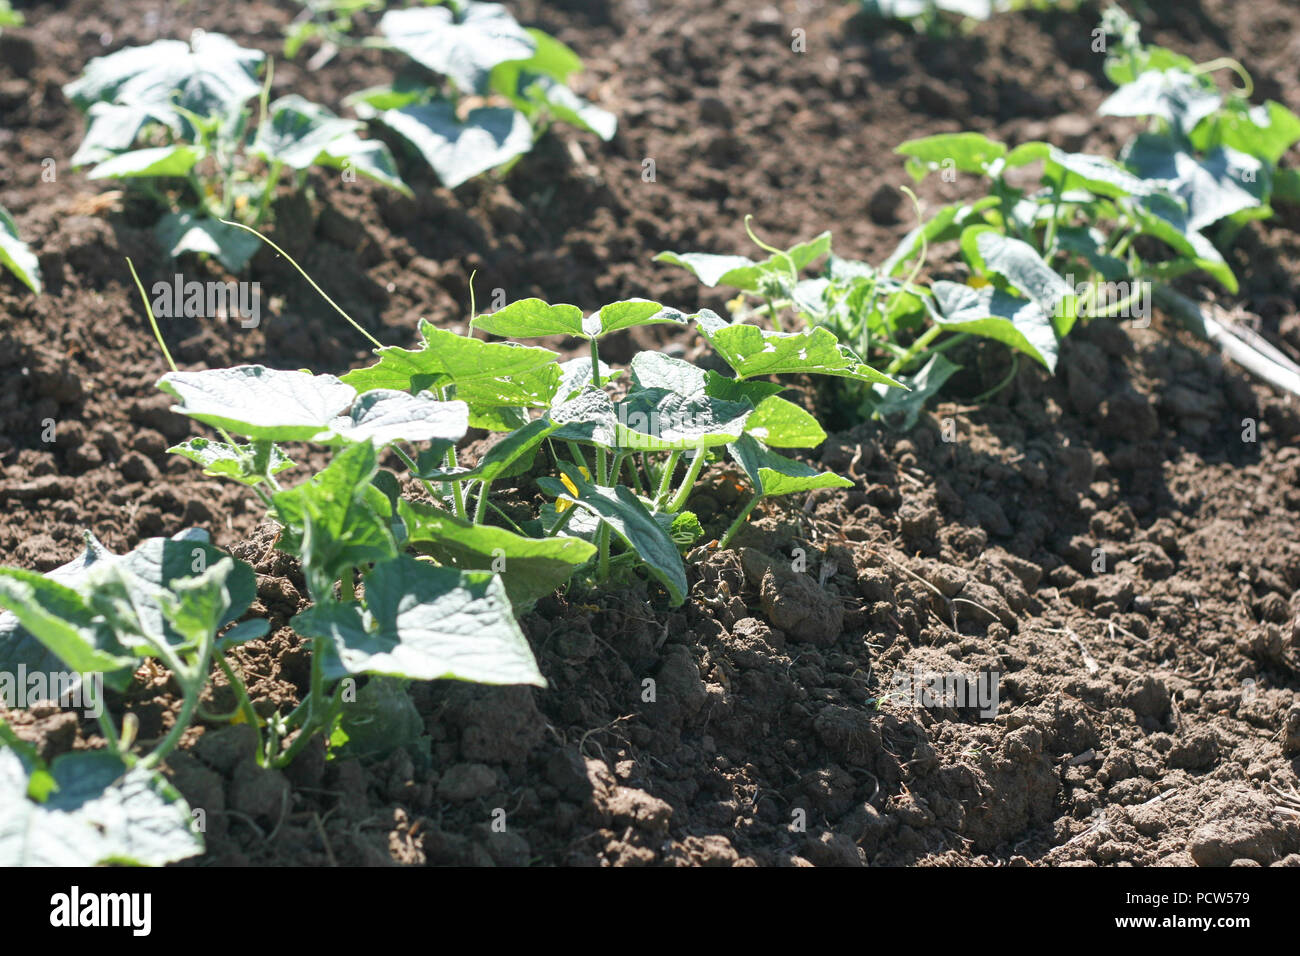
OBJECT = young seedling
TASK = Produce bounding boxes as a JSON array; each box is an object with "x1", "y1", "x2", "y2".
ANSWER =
[
  {"x1": 348, "y1": 0, "x2": 616, "y2": 188},
  {"x1": 65, "y1": 31, "x2": 409, "y2": 271}
]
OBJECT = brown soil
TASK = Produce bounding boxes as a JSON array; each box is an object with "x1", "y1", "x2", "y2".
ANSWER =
[{"x1": 3, "y1": 0, "x2": 1300, "y2": 866}]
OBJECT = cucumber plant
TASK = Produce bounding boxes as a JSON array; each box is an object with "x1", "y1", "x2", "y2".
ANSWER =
[
  {"x1": 64, "y1": 30, "x2": 410, "y2": 271},
  {"x1": 348, "y1": 0, "x2": 616, "y2": 188}
]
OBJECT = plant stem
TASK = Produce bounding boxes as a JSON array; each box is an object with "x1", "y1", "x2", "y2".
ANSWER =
[
  {"x1": 596, "y1": 524, "x2": 611, "y2": 580},
  {"x1": 718, "y1": 493, "x2": 763, "y2": 550},
  {"x1": 653, "y1": 451, "x2": 682, "y2": 509},
  {"x1": 216, "y1": 653, "x2": 265, "y2": 766},
  {"x1": 473, "y1": 479, "x2": 491, "y2": 524},
  {"x1": 885, "y1": 324, "x2": 943, "y2": 376},
  {"x1": 252, "y1": 159, "x2": 283, "y2": 227},
  {"x1": 665, "y1": 449, "x2": 707, "y2": 512}
]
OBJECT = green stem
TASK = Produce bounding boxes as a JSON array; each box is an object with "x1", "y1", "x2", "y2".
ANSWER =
[
  {"x1": 216, "y1": 653, "x2": 265, "y2": 766},
  {"x1": 473, "y1": 479, "x2": 491, "y2": 524},
  {"x1": 252, "y1": 159, "x2": 283, "y2": 228},
  {"x1": 718, "y1": 493, "x2": 763, "y2": 550},
  {"x1": 653, "y1": 452, "x2": 682, "y2": 509},
  {"x1": 885, "y1": 324, "x2": 943, "y2": 376},
  {"x1": 665, "y1": 449, "x2": 707, "y2": 513},
  {"x1": 589, "y1": 336, "x2": 602, "y2": 388},
  {"x1": 596, "y1": 524, "x2": 611, "y2": 580}
]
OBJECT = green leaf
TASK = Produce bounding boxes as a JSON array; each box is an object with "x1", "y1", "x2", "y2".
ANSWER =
[
  {"x1": 1190, "y1": 100, "x2": 1300, "y2": 167},
  {"x1": 1127, "y1": 191, "x2": 1238, "y2": 293},
  {"x1": 727, "y1": 434, "x2": 852, "y2": 498},
  {"x1": 1124, "y1": 135, "x2": 1266, "y2": 231},
  {"x1": 342, "y1": 322, "x2": 560, "y2": 411},
  {"x1": 654, "y1": 232, "x2": 832, "y2": 291},
  {"x1": 549, "y1": 387, "x2": 618, "y2": 447},
  {"x1": 743, "y1": 396, "x2": 827, "y2": 448},
  {"x1": 695, "y1": 310, "x2": 904, "y2": 387},
  {"x1": 155, "y1": 212, "x2": 263, "y2": 272},
  {"x1": 960, "y1": 227, "x2": 1078, "y2": 334},
  {"x1": 272, "y1": 442, "x2": 397, "y2": 581},
  {"x1": 897, "y1": 131, "x2": 1007, "y2": 181},
  {"x1": 88, "y1": 144, "x2": 202, "y2": 179},
  {"x1": 69, "y1": 101, "x2": 181, "y2": 167},
  {"x1": 168, "y1": 437, "x2": 295, "y2": 486},
  {"x1": 0, "y1": 529, "x2": 255, "y2": 689},
  {"x1": 0, "y1": 571, "x2": 139, "y2": 690},
  {"x1": 332, "y1": 677, "x2": 429, "y2": 763},
  {"x1": 371, "y1": 101, "x2": 533, "y2": 189},
  {"x1": 511, "y1": 75, "x2": 616, "y2": 140},
  {"x1": 538, "y1": 464, "x2": 687, "y2": 605},
  {"x1": 1100, "y1": 68, "x2": 1222, "y2": 135},
  {"x1": 613, "y1": 388, "x2": 753, "y2": 452},
  {"x1": 870, "y1": 352, "x2": 961, "y2": 431},
  {"x1": 379, "y1": 3, "x2": 535, "y2": 94},
  {"x1": 322, "y1": 389, "x2": 469, "y2": 447},
  {"x1": 932, "y1": 280, "x2": 1059, "y2": 370},
  {"x1": 400, "y1": 500, "x2": 596, "y2": 607},
  {"x1": 629, "y1": 351, "x2": 708, "y2": 394},
  {"x1": 293, "y1": 555, "x2": 544, "y2": 685},
  {"x1": 1044, "y1": 147, "x2": 1156, "y2": 200},
  {"x1": 471, "y1": 298, "x2": 585, "y2": 338},
  {"x1": 159, "y1": 365, "x2": 357, "y2": 441},
  {"x1": 0, "y1": 748, "x2": 202, "y2": 866},
  {"x1": 252, "y1": 94, "x2": 410, "y2": 195},
  {"x1": 590, "y1": 299, "x2": 686, "y2": 337},
  {"x1": 64, "y1": 33, "x2": 264, "y2": 117},
  {"x1": 0, "y1": 204, "x2": 40, "y2": 294}
]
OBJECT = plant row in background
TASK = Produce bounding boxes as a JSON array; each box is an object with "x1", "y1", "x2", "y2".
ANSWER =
[
  {"x1": 35, "y1": 1, "x2": 616, "y2": 273},
  {"x1": 660, "y1": 7, "x2": 1300, "y2": 422}
]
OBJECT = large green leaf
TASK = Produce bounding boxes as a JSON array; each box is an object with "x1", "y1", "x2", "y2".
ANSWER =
[
  {"x1": 695, "y1": 310, "x2": 904, "y2": 387},
  {"x1": 1190, "y1": 100, "x2": 1300, "y2": 167},
  {"x1": 471, "y1": 298, "x2": 584, "y2": 338},
  {"x1": 0, "y1": 205, "x2": 40, "y2": 295},
  {"x1": 379, "y1": 3, "x2": 535, "y2": 94},
  {"x1": 613, "y1": 388, "x2": 753, "y2": 452},
  {"x1": 293, "y1": 555, "x2": 544, "y2": 685},
  {"x1": 897, "y1": 131, "x2": 1007, "y2": 181},
  {"x1": 343, "y1": 322, "x2": 560, "y2": 411},
  {"x1": 1123, "y1": 134, "x2": 1266, "y2": 231},
  {"x1": 1100, "y1": 68, "x2": 1222, "y2": 135},
  {"x1": 323, "y1": 389, "x2": 468, "y2": 447},
  {"x1": 159, "y1": 365, "x2": 357, "y2": 441},
  {"x1": 932, "y1": 280, "x2": 1059, "y2": 371},
  {"x1": 727, "y1": 434, "x2": 852, "y2": 498},
  {"x1": 400, "y1": 500, "x2": 596, "y2": 606},
  {"x1": 0, "y1": 748, "x2": 202, "y2": 866},
  {"x1": 1126, "y1": 192, "x2": 1238, "y2": 292},
  {"x1": 64, "y1": 33, "x2": 264, "y2": 117},
  {"x1": 368, "y1": 100, "x2": 533, "y2": 188}
]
